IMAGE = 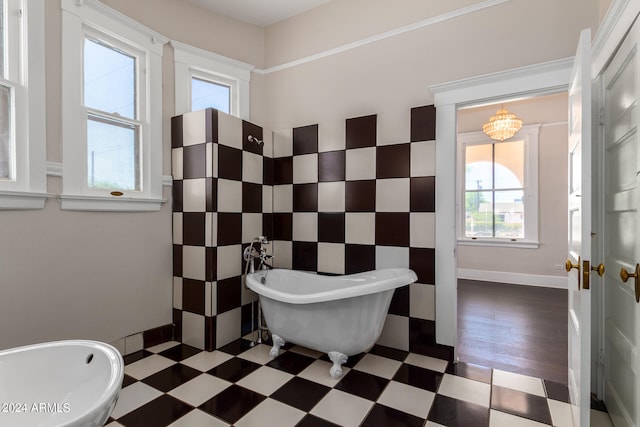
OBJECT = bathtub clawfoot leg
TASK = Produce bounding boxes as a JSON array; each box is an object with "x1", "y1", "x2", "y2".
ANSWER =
[
  {"x1": 270, "y1": 334, "x2": 285, "y2": 357},
  {"x1": 328, "y1": 351, "x2": 348, "y2": 379}
]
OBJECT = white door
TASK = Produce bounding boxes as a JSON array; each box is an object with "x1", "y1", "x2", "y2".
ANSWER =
[
  {"x1": 602, "y1": 17, "x2": 640, "y2": 427},
  {"x1": 567, "y1": 28, "x2": 593, "y2": 427}
]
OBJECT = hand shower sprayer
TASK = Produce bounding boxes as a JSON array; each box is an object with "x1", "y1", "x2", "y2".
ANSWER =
[{"x1": 247, "y1": 135, "x2": 264, "y2": 146}]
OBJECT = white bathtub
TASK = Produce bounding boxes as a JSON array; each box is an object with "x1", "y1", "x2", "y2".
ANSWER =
[
  {"x1": 245, "y1": 268, "x2": 417, "y2": 377},
  {"x1": 0, "y1": 340, "x2": 124, "y2": 427}
]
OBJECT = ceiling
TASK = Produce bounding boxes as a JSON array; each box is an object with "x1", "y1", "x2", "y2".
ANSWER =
[{"x1": 188, "y1": 0, "x2": 332, "y2": 26}]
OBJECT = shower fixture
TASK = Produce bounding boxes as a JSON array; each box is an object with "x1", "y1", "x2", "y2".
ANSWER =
[{"x1": 247, "y1": 135, "x2": 264, "y2": 146}]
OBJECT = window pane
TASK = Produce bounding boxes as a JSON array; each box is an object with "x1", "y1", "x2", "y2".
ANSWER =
[
  {"x1": 87, "y1": 116, "x2": 139, "y2": 190},
  {"x1": 0, "y1": 84, "x2": 11, "y2": 180},
  {"x1": 494, "y1": 140, "x2": 524, "y2": 189},
  {"x1": 465, "y1": 144, "x2": 492, "y2": 190},
  {"x1": 84, "y1": 37, "x2": 136, "y2": 119},
  {"x1": 191, "y1": 77, "x2": 230, "y2": 113},
  {"x1": 494, "y1": 190, "x2": 524, "y2": 238},
  {"x1": 465, "y1": 191, "x2": 493, "y2": 237}
]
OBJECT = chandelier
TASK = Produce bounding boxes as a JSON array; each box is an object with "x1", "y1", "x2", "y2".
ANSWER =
[{"x1": 482, "y1": 108, "x2": 523, "y2": 141}]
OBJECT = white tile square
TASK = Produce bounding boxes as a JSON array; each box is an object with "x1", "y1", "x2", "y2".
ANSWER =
[
  {"x1": 262, "y1": 131, "x2": 274, "y2": 159},
  {"x1": 212, "y1": 143, "x2": 219, "y2": 178},
  {"x1": 293, "y1": 153, "x2": 318, "y2": 184},
  {"x1": 292, "y1": 212, "x2": 318, "y2": 242},
  {"x1": 376, "y1": 178, "x2": 410, "y2": 212},
  {"x1": 110, "y1": 382, "x2": 163, "y2": 419},
  {"x1": 274, "y1": 128, "x2": 293, "y2": 158},
  {"x1": 218, "y1": 110, "x2": 242, "y2": 149},
  {"x1": 124, "y1": 333, "x2": 144, "y2": 354},
  {"x1": 489, "y1": 409, "x2": 549, "y2": 426},
  {"x1": 125, "y1": 354, "x2": 176, "y2": 380},
  {"x1": 318, "y1": 120, "x2": 346, "y2": 152},
  {"x1": 173, "y1": 213, "x2": 183, "y2": 244},
  {"x1": 547, "y1": 399, "x2": 573, "y2": 427},
  {"x1": 236, "y1": 398, "x2": 305, "y2": 427},
  {"x1": 216, "y1": 307, "x2": 241, "y2": 348},
  {"x1": 410, "y1": 212, "x2": 435, "y2": 248},
  {"x1": 378, "y1": 381, "x2": 434, "y2": 419},
  {"x1": 317, "y1": 243, "x2": 345, "y2": 274},
  {"x1": 242, "y1": 213, "x2": 263, "y2": 244},
  {"x1": 411, "y1": 140, "x2": 436, "y2": 177},
  {"x1": 173, "y1": 277, "x2": 182, "y2": 309},
  {"x1": 238, "y1": 344, "x2": 277, "y2": 365},
  {"x1": 217, "y1": 179, "x2": 243, "y2": 212},
  {"x1": 182, "y1": 245, "x2": 206, "y2": 281},
  {"x1": 376, "y1": 314, "x2": 409, "y2": 351},
  {"x1": 310, "y1": 389, "x2": 373, "y2": 427},
  {"x1": 167, "y1": 409, "x2": 229, "y2": 427},
  {"x1": 410, "y1": 283, "x2": 435, "y2": 320},
  {"x1": 216, "y1": 244, "x2": 242, "y2": 280},
  {"x1": 205, "y1": 212, "x2": 214, "y2": 246},
  {"x1": 146, "y1": 341, "x2": 180, "y2": 353},
  {"x1": 172, "y1": 148, "x2": 183, "y2": 180},
  {"x1": 299, "y1": 360, "x2": 349, "y2": 388},
  {"x1": 168, "y1": 374, "x2": 231, "y2": 407},
  {"x1": 109, "y1": 338, "x2": 125, "y2": 356},
  {"x1": 263, "y1": 186, "x2": 273, "y2": 213},
  {"x1": 273, "y1": 185, "x2": 293, "y2": 213},
  {"x1": 425, "y1": 422, "x2": 447, "y2": 427},
  {"x1": 182, "y1": 109, "x2": 207, "y2": 146},
  {"x1": 345, "y1": 213, "x2": 375, "y2": 244},
  {"x1": 345, "y1": 147, "x2": 376, "y2": 181},
  {"x1": 438, "y1": 374, "x2": 491, "y2": 407},
  {"x1": 492, "y1": 370, "x2": 546, "y2": 397},
  {"x1": 181, "y1": 350, "x2": 233, "y2": 372},
  {"x1": 590, "y1": 409, "x2": 614, "y2": 427},
  {"x1": 182, "y1": 311, "x2": 205, "y2": 349},
  {"x1": 378, "y1": 109, "x2": 410, "y2": 146},
  {"x1": 376, "y1": 246, "x2": 409, "y2": 269},
  {"x1": 273, "y1": 240, "x2": 292, "y2": 269},
  {"x1": 404, "y1": 352, "x2": 448, "y2": 373},
  {"x1": 236, "y1": 366, "x2": 294, "y2": 396},
  {"x1": 353, "y1": 353, "x2": 401, "y2": 379},
  {"x1": 318, "y1": 181, "x2": 345, "y2": 212},
  {"x1": 182, "y1": 179, "x2": 206, "y2": 212},
  {"x1": 243, "y1": 151, "x2": 263, "y2": 184}
]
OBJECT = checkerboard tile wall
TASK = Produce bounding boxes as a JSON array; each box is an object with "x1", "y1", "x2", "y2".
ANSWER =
[
  {"x1": 271, "y1": 105, "x2": 450, "y2": 359},
  {"x1": 172, "y1": 108, "x2": 272, "y2": 351}
]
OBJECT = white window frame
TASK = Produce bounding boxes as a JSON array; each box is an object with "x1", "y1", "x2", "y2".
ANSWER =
[
  {"x1": 456, "y1": 124, "x2": 540, "y2": 248},
  {"x1": 0, "y1": 0, "x2": 48, "y2": 209},
  {"x1": 172, "y1": 40, "x2": 253, "y2": 119},
  {"x1": 60, "y1": 0, "x2": 167, "y2": 211}
]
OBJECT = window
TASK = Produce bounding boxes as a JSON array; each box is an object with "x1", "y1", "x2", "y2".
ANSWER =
[
  {"x1": 172, "y1": 40, "x2": 252, "y2": 118},
  {"x1": 0, "y1": 0, "x2": 47, "y2": 209},
  {"x1": 61, "y1": 0, "x2": 167, "y2": 211},
  {"x1": 457, "y1": 125, "x2": 539, "y2": 247}
]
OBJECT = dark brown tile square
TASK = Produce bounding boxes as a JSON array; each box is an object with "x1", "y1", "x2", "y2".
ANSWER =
[
  {"x1": 318, "y1": 213, "x2": 345, "y2": 243},
  {"x1": 267, "y1": 351, "x2": 315, "y2": 375},
  {"x1": 377, "y1": 144, "x2": 410, "y2": 179},
  {"x1": 123, "y1": 350, "x2": 153, "y2": 366},
  {"x1": 143, "y1": 324, "x2": 174, "y2": 349},
  {"x1": 296, "y1": 414, "x2": 342, "y2": 427},
  {"x1": 207, "y1": 358, "x2": 262, "y2": 383},
  {"x1": 182, "y1": 278, "x2": 205, "y2": 315},
  {"x1": 446, "y1": 362, "x2": 492, "y2": 384},
  {"x1": 205, "y1": 316, "x2": 216, "y2": 351},
  {"x1": 263, "y1": 213, "x2": 274, "y2": 242},
  {"x1": 242, "y1": 120, "x2": 263, "y2": 155},
  {"x1": 183, "y1": 143, "x2": 206, "y2": 179},
  {"x1": 271, "y1": 377, "x2": 331, "y2": 412},
  {"x1": 206, "y1": 178, "x2": 216, "y2": 212},
  {"x1": 218, "y1": 144, "x2": 243, "y2": 181},
  {"x1": 241, "y1": 301, "x2": 258, "y2": 337},
  {"x1": 172, "y1": 180, "x2": 183, "y2": 212},
  {"x1": 410, "y1": 176, "x2": 435, "y2": 212},
  {"x1": 346, "y1": 115, "x2": 376, "y2": 149},
  {"x1": 362, "y1": 404, "x2": 424, "y2": 427},
  {"x1": 293, "y1": 183, "x2": 318, "y2": 212},
  {"x1": 544, "y1": 379, "x2": 570, "y2": 403},
  {"x1": 205, "y1": 108, "x2": 218, "y2": 143},
  {"x1": 171, "y1": 115, "x2": 183, "y2": 148},
  {"x1": 409, "y1": 318, "x2": 436, "y2": 351},
  {"x1": 122, "y1": 374, "x2": 137, "y2": 388},
  {"x1": 345, "y1": 180, "x2": 376, "y2": 212},
  {"x1": 411, "y1": 105, "x2": 436, "y2": 142},
  {"x1": 491, "y1": 385, "x2": 553, "y2": 425},
  {"x1": 242, "y1": 182, "x2": 263, "y2": 213},
  {"x1": 263, "y1": 157, "x2": 274, "y2": 186},
  {"x1": 375, "y1": 212, "x2": 409, "y2": 246},
  {"x1": 217, "y1": 213, "x2": 242, "y2": 246},
  {"x1": 273, "y1": 213, "x2": 293, "y2": 240},
  {"x1": 206, "y1": 247, "x2": 216, "y2": 281},
  {"x1": 410, "y1": 247, "x2": 435, "y2": 284},
  {"x1": 274, "y1": 156, "x2": 293, "y2": 185},
  {"x1": 393, "y1": 363, "x2": 443, "y2": 392},
  {"x1": 142, "y1": 364, "x2": 201, "y2": 392},
  {"x1": 173, "y1": 309, "x2": 183, "y2": 342},
  {"x1": 345, "y1": 244, "x2": 375, "y2": 274},
  {"x1": 292, "y1": 241, "x2": 318, "y2": 272},
  {"x1": 217, "y1": 276, "x2": 242, "y2": 314},
  {"x1": 318, "y1": 150, "x2": 345, "y2": 182},
  {"x1": 173, "y1": 245, "x2": 183, "y2": 277},
  {"x1": 388, "y1": 284, "x2": 409, "y2": 316},
  {"x1": 199, "y1": 384, "x2": 265, "y2": 424},
  {"x1": 335, "y1": 370, "x2": 389, "y2": 401},
  {"x1": 218, "y1": 338, "x2": 257, "y2": 356},
  {"x1": 182, "y1": 212, "x2": 205, "y2": 246},
  {"x1": 427, "y1": 394, "x2": 489, "y2": 427},
  {"x1": 117, "y1": 394, "x2": 193, "y2": 427},
  {"x1": 293, "y1": 124, "x2": 318, "y2": 155}
]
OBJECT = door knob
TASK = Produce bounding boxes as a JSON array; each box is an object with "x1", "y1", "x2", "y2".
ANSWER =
[
  {"x1": 565, "y1": 259, "x2": 580, "y2": 272},
  {"x1": 619, "y1": 264, "x2": 640, "y2": 303},
  {"x1": 591, "y1": 263, "x2": 605, "y2": 277}
]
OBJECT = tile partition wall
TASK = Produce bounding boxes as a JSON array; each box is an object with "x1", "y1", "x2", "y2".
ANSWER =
[
  {"x1": 171, "y1": 108, "x2": 271, "y2": 351},
  {"x1": 271, "y1": 106, "x2": 453, "y2": 361}
]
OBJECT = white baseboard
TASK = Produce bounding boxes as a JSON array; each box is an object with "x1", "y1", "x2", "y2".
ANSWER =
[{"x1": 457, "y1": 268, "x2": 567, "y2": 289}]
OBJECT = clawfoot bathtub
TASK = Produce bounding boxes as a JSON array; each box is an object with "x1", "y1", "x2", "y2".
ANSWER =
[{"x1": 245, "y1": 268, "x2": 417, "y2": 378}]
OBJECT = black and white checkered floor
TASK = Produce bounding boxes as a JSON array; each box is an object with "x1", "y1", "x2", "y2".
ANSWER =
[{"x1": 105, "y1": 339, "x2": 612, "y2": 427}]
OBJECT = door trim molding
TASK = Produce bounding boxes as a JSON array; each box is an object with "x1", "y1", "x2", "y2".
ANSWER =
[
  {"x1": 458, "y1": 268, "x2": 567, "y2": 289},
  {"x1": 592, "y1": 0, "x2": 640, "y2": 77}
]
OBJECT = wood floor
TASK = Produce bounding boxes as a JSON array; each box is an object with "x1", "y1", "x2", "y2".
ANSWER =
[{"x1": 457, "y1": 279, "x2": 568, "y2": 384}]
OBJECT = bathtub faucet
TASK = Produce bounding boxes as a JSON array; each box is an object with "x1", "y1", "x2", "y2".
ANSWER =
[{"x1": 243, "y1": 236, "x2": 272, "y2": 274}]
